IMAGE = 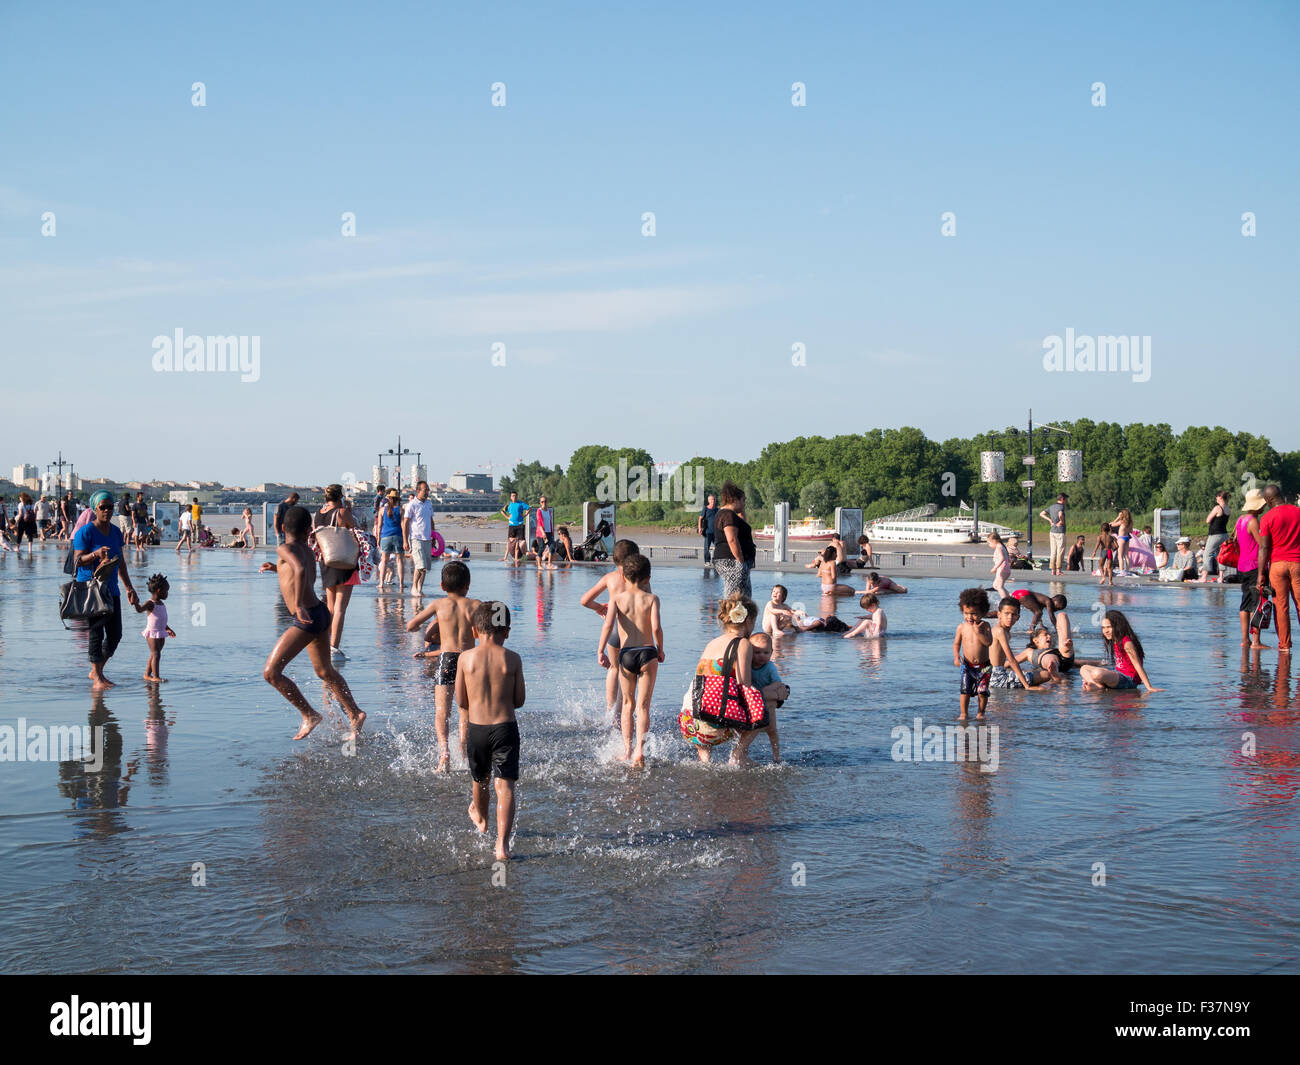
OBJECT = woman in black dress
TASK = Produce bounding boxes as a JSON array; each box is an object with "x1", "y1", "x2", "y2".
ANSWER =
[{"x1": 711, "y1": 482, "x2": 756, "y2": 599}]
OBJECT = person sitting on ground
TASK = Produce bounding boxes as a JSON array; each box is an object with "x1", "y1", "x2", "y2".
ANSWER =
[
  {"x1": 553, "y1": 526, "x2": 574, "y2": 563},
  {"x1": 854, "y1": 535, "x2": 873, "y2": 568},
  {"x1": 864, "y1": 570, "x2": 907, "y2": 594},
  {"x1": 1067, "y1": 534, "x2": 1086, "y2": 571},
  {"x1": 1159, "y1": 537, "x2": 1198, "y2": 581}
]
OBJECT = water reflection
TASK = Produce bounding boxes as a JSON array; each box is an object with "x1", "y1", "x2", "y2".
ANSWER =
[{"x1": 56, "y1": 692, "x2": 136, "y2": 836}]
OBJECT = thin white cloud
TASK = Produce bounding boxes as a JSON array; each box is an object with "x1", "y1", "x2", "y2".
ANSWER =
[{"x1": 403, "y1": 284, "x2": 754, "y2": 335}]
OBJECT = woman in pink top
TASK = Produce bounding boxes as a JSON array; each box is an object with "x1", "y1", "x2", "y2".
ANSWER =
[{"x1": 1236, "y1": 489, "x2": 1268, "y2": 648}]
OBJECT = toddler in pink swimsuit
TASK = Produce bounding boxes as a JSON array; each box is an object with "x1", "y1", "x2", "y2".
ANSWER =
[{"x1": 137, "y1": 573, "x2": 177, "y2": 682}]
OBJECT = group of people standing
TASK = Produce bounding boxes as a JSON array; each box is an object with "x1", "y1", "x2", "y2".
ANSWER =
[{"x1": 2, "y1": 490, "x2": 88, "y2": 553}]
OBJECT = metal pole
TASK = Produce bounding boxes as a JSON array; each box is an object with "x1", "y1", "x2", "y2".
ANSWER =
[{"x1": 1027, "y1": 409, "x2": 1034, "y2": 560}]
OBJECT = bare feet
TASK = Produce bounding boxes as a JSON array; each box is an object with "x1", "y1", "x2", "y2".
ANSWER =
[
  {"x1": 89, "y1": 668, "x2": 115, "y2": 690},
  {"x1": 293, "y1": 710, "x2": 323, "y2": 740},
  {"x1": 468, "y1": 802, "x2": 488, "y2": 832},
  {"x1": 436, "y1": 753, "x2": 450, "y2": 773},
  {"x1": 494, "y1": 841, "x2": 510, "y2": 861},
  {"x1": 349, "y1": 710, "x2": 366, "y2": 740},
  {"x1": 142, "y1": 674, "x2": 167, "y2": 683},
  {"x1": 615, "y1": 750, "x2": 630, "y2": 762},
  {"x1": 631, "y1": 751, "x2": 645, "y2": 768}
]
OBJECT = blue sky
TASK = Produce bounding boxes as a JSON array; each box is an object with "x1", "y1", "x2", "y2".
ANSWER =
[{"x1": 2, "y1": 0, "x2": 1297, "y2": 487}]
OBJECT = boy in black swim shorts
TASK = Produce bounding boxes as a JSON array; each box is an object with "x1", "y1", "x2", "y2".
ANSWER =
[
  {"x1": 407, "y1": 560, "x2": 481, "y2": 773},
  {"x1": 597, "y1": 553, "x2": 663, "y2": 767},
  {"x1": 455, "y1": 601, "x2": 525, "y2": 862},
  {"x1": 259, "y1": 506, "x2": 366, "y2": 741}
]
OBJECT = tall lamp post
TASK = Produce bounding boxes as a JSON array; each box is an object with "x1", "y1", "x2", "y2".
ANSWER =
[
  {"x1": 1022, "y1": 410, "x2": 1074, "y2": 560},
  {"x1": 379, "y1": 437, "x2": 419, "y2": 494}
]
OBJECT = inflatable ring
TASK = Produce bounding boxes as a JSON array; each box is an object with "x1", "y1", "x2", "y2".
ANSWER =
[{"x1": 430, "y1": 530, "x2": 445, "y2": 559}]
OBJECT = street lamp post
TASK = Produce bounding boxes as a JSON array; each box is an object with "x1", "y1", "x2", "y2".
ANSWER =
[{"x1": 1026, "y1": 411, "x2": 1074, "y2": 561}]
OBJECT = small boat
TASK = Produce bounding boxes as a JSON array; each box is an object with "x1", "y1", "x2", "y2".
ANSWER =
[{"x1": 754, "y1": 516, "x2": 836, "y2": 541}]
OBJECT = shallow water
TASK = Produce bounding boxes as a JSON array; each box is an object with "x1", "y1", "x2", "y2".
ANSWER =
[{"x1": 1, "y1": 547, "x2": 1297, "y2": 974}]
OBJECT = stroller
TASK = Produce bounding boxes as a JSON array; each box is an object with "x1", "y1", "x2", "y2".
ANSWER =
[{"x1": 571, "y1": 519, "x2": 612, "y2": 562}]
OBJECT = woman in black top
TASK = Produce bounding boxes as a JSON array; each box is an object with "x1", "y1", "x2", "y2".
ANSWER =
[
  {"x1": 1203, "y1": 490, "x2": 1230, "y2": 581},
  {"x1": 712, "y1": 482, "x2": 756, "y2": 598},
  {"x1": 314, "y1": 484, "x2": 360, "y2": 662}
]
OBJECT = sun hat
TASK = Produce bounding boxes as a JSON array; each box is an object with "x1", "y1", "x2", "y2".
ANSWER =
[
  {"x1": 1241, "y1": 488, "x2": 1266, "y2": 513},
  {"x1": 1177, "y1": 536, "x2": 1191, "y2": 544}
]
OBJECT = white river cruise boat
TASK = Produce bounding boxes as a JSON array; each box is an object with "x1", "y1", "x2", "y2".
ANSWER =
[
  {"x1": 754, "y1": 516, "x2": 836, "y2": 541},
  {"x1": 864, "y1": 504, "x2": 1019, "y2": 545}
]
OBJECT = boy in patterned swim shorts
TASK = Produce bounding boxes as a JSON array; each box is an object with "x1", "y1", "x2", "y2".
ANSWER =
[{"x1": 954, "y1": 588, "x2": 993, "y2": 721}]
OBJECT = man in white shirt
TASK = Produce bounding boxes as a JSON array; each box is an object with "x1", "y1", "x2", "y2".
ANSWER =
[
  {"x1": 403, "y1": 480, "x2": 437, "y2": 596},
  {"x1": 176, "y1": 507, "x2": 194, "y2": 553}
]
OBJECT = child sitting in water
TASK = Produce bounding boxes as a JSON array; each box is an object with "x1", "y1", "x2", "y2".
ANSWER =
[
  {"x1": 809, "y1": 544, "x2": 855, "y2": 596},
  {"x1": 1015, "y1": 626, "x2": 1066, "y2": 686},
  {"x1": 135, "y1": 573, "x2": 177, "y2": 683},
  {"x1": 844, "y1": 593, "x2": 887, "y2": 638},
  {"x1": 954, "y1": 588, "x2": 993, "y2": 721},
  {"x1": 1079, "y1": 610, "x2": 1164, "y2": 692},
  {"x1": 988, "y1": 597, "x2": 1041, "y2": 691},
  {"x1": 763, "y1": 584, "x2": 827, "y2": 637},
  {"x1": 455, "y1": 601, "x2": 525, "y2": 861},
  {"x1": 747, "y1": 632, "x2": 787, "y2": 763},
  {"x1": 597, "y1": 553, "x2": 664, "y2": 767}
]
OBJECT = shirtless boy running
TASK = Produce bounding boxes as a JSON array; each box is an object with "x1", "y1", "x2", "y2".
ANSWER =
[
  {"x1": 597, "y1": 553, "x2": 664, "y2": 767},
  {"x1": 580, "y1": 538, "x2": 640, "y2": 719},
  {"x1": 260, "y1": 505, "x2": 366, "y2": 741},
  {"x1": 406, "y1": 560, "x2": 480, "y2": 772},
  {"x1": 455, "y1": 601, "x2": 525, "y2": 861}
]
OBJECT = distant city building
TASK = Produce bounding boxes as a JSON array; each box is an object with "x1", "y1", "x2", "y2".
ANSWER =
[
  {"x1": 372, "y1": 466, "x2": 390, "y2": 488},
  {"x1": 408, "y1": 464, "x2": 427, "y2": 487},
  {"x1": 450, "y1": 472, "x2": 493, "y2": 492},
  {"x1": 12, "y1": 464, "x2": 39, "y2": 489}
]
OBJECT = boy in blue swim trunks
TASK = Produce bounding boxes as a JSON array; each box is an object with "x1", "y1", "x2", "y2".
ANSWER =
[
  {"x1": 598, "y1": 553, "x2": 663, "y2": 767},
  {"x1": 954, "y1": 588, "x2": 993, "y2": 720},
  {"x1": 407, "y1": 560, "x2": 480, "y2": 772},
  {"x1": 260, "y1": 506, "x2": 366, "y2": 741}
]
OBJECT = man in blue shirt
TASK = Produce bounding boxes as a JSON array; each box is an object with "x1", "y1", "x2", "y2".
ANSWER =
[
  {"x1": 697, "y1": 493, "x2": 719, "y2": 570},
  {"x1": 72, "y1": 491, "x2": 141, "y2": 689},
  {"x1": 500, "y1": 490, "x2": 529, "y2": 563}
]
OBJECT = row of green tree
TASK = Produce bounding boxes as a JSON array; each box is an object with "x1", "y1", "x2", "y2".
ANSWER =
[{"x1": 498, "y1": 423, "x2": 1300, "y2": 522}]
